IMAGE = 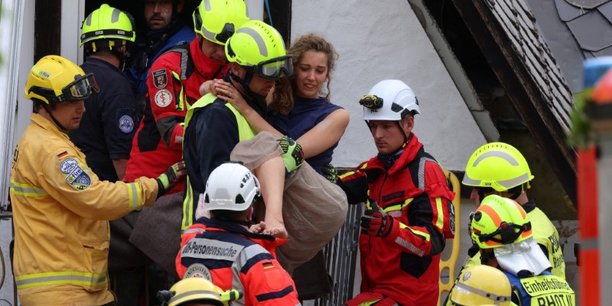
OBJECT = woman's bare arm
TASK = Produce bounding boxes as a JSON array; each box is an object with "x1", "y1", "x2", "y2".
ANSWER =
[{"x1": 297, "y1": 108, "x2": 349, "y2": 159}]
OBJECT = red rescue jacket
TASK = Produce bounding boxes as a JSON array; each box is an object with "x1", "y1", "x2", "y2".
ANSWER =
[
  {"x1": 176, "y1": 218, "x2": 300, "y2": 306},
  {"x1": 340, "y1": 134, "x2": 455, "y2": 305},
  {"x1": 124, "y1": 36, "x2": 227, "y2": 193}
]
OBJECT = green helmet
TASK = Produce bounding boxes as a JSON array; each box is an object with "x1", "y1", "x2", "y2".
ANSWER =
[
  {"x1": 469, "y1": 195, "x2": 532, "y2": 250},
  {"x1": 462, "y1": 142, "x2": 534, "y2": 192},
  {"x1": 193, "y1": 0, "x2": 249, "y2": 45},
  {"x1": 225, "y1": 20, "x2": 292, "y2": 80},
  {"x1": 80, "y1": 4, "x2": 135, "y2": 46}
]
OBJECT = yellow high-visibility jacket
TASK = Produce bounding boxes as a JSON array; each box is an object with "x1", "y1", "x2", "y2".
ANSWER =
[{"x1": 9, "y1": 114, "x2": 159, "y2": 306}]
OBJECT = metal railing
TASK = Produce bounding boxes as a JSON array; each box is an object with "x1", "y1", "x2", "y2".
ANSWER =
[{"x1": 311, "y1": 203, "x2": 363, "y2": 306}]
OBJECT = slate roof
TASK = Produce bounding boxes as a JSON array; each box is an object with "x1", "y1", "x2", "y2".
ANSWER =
[
  {"x1": 486, "y1": 0, "x2": 575, "y2": 133},
  {"x1": 556, "y1": 0, "x2": 612, "y2": 57}
]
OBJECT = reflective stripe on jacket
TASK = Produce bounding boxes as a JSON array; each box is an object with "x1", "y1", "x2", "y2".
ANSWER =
[
  {"x1": 527, "y1": 205, "x2": 566, "y2": 279},
  {"x1": 181, "y1": 93, "x2": 255, "y2": 229},
  {"x1": 10, "y1": 114, "x2": 158, "y2": 305},
  {"x1": 506, "y1": 271, "x2": 575, "y2": 306}
]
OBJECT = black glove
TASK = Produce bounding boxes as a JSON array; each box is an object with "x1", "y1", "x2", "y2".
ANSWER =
[
  {"x1": 321, "y1": 163, "x2": 338, "y2": 183},
  {"x1": 278, "y1": 135, "x2": 304, "y2": 174},
  {"x1": 156, "y1": 160, "x2": 187, "y2": 198},
  {"x1": 360, "y1": 210, "x2": 394, "y2": 237}
]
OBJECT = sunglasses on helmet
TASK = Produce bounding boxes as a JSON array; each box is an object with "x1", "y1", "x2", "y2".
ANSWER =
[{"x1": 252, "y1": 56, "x2": 293, "y2": 80}]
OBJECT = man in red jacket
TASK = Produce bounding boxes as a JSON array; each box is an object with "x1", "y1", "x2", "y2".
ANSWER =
[
  {"x1": 340, "y1": 80, "x2": 455, "y2": 306},
  {"x1": 124, "y1": 0, "x2": 248, "y2": 194}
]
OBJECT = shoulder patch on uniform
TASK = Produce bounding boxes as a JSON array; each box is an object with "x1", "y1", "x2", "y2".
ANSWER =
[
  {"x1": 152, "y1": 69, "x2": 168, "y2": 89},
  {"x1": 118, "y1": 114, "x2": 135, "y2": 134},
  {"x1": 184, "y1": 263, "x2": 213, "y2": 281},
  {"x1": 57, "y1": 151, "x2": 68, "y2": 159},
  {"x1": 154, "y1": 89, "x2": 173, "y2": 108},
  {"x1": 59, "y1": 158, "x2": 91, "y2": 191}
]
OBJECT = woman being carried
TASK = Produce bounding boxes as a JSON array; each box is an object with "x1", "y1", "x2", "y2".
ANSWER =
[{"x1": 201, "y1": 34, "x2": 349, "y2": 275}]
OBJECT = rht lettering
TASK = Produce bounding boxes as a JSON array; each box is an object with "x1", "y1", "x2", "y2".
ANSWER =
[{"x1": 536, "y1": 293, "x2": 574, "y2": 306}]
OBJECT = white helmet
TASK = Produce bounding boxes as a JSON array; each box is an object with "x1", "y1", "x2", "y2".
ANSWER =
[
  {"x1": 360, "y1": 79, "x2": 420, "y2": 121},
  {"x1": 203, "y1": 163, "x2": 260, "y2": 212}
]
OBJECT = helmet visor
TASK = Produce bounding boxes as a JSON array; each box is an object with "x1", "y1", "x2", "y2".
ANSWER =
[
  {"x1": 62, "y1": 73, "x2": 99, "y2": 101},
  {"x1": 253, "y1": 56, "x2": 293, "y2": 80}
]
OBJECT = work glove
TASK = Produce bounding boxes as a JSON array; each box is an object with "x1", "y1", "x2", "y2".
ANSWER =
[
  {"x1": 321, "y1": 163, "x2": 338, "y2": 183},
  {"x1": 360, "y1": 210, "x2": 394, "y2": 238},
  {"x1": 278, "y1": 135, "x2": 304, "y2": 174},
  {"x1": 156, "y1": 160, "x2": 187, "y2": 198}
]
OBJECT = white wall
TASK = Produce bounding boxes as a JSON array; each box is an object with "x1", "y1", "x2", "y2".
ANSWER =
[{"x1": 292, "y1": 0, "x2": 486, "y2": 170}]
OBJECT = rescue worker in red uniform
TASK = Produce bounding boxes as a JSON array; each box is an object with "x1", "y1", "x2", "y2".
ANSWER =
[
  {"x1": 339, "y1": 80, "x2": 455, "y2": 306},
  {"x1": 176, "y1": 163, "x2": 301, "y2": 306},
  {"x1": 124, "y1": 0, "x2": 249, "y2": 193},
  {"x1": 11, "y1": 55, "x2": 185, "y2": 306}
]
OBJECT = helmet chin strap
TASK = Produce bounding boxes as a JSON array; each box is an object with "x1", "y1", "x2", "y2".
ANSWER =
[{"x1": 42, "y1": 104, "x2": 70, "y2": 132}]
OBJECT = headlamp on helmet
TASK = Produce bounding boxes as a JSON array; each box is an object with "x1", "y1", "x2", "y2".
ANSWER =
[
  {"x1": 362, "y1": 79, "x2": 420, "y2": 121},
  {"x1": 359, "y1": 94, "x2": 384, "y2": 110}
]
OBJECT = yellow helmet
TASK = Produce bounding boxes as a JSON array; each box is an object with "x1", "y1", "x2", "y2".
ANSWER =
[
  {"x1": 24, "y1": 55, "x2": 98, "y2": 105},
  {"x1": 164, "y1": 277, "x2": 242, "y2": 306},
  {"x1": 80, "y1": 4, "x2": 135, "y2": 45},
  {"x1": 469, "y1": 195, "x2": 532, "y2": 249},
  {"x1": 450, "y1": 265, "x2": 512, "y2": 306},
  {"x1": 225, "y1": 20, "x2": 292, "y2": 80},
  {"x1": 462, "y1": 142, "x2": 534, "y2": 192},
  {"x1": 193, "y1": 0, "x2": 249, "y2": 45}
]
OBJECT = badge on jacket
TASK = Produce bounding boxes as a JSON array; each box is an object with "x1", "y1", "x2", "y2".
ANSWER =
[
  {"x1": 184, "y1": 263, "x2": 213, "y2": 281},
  {"x1": 59, "y1": 158, "x2": 91, "y2": 191},
  {"x1": 152, "y1": 69, "x2": 168, "y2": 89},
  {"x1": 154, "y1": 89, "x2": 173, "y2": 108},
  {"x1": 118, "y1": 114, "x2": 135, "y2": 134}
]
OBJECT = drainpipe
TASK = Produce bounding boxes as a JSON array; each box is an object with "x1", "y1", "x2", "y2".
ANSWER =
[
  {"x1": 575, "y1": 57, "x2": 612, "y2": 306},
  {"x1": 585, "y1": 66, "x2": 612, "y2": 305}
]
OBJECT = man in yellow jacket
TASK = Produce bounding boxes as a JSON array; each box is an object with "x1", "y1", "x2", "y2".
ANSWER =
[{"x1": 10, "y1": 55, "x2": 185, "y2": 305}]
